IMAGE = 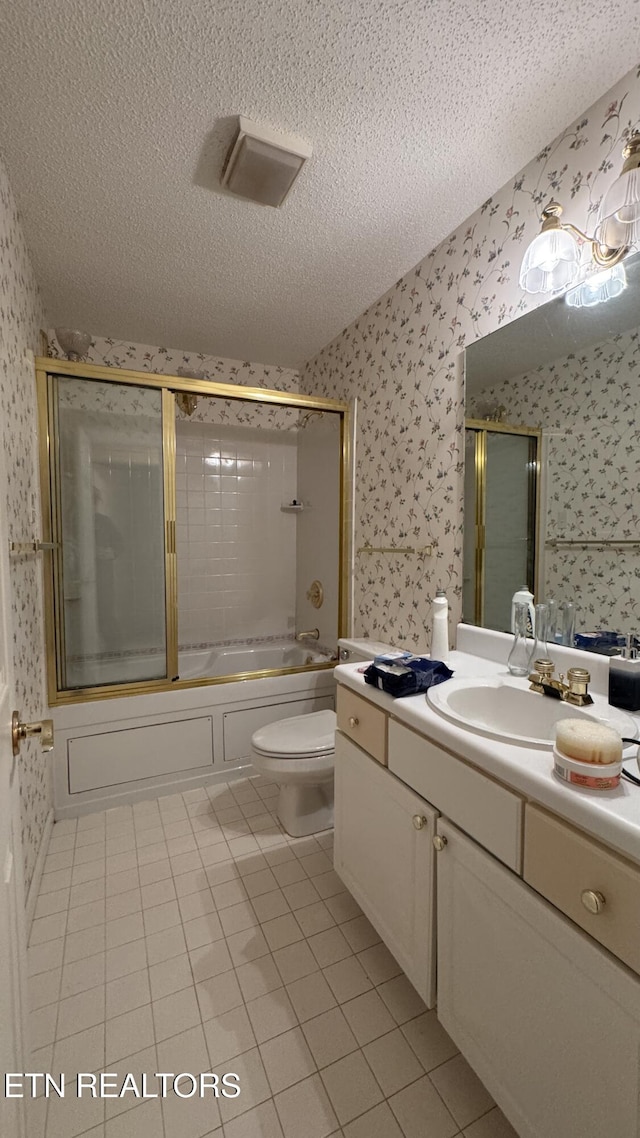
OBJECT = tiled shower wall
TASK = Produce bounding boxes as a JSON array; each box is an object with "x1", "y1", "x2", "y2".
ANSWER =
[{"x1": 176, "y1": 419, "x2": 298, "y2": 648}]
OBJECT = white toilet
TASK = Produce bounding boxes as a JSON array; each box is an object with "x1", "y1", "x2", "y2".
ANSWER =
[{"x1": 250, "y1": 638, "x2": 397, "y2": 836}]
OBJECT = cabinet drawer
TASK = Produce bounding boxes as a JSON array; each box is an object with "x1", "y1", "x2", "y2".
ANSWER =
[
  {"x1": 389, "y1": 720, "x2": 523, "y2": 871},
  {"x1": 524, "y1": 805, "x2": 640, "y2": 974},
  {"x1": 336, "y1": 686, "x2": 388, "y2": 765}
]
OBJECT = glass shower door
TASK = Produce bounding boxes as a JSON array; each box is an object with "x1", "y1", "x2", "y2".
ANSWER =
[{"x1": 51, "y1": 376, "x2": 171, "y2": 689}]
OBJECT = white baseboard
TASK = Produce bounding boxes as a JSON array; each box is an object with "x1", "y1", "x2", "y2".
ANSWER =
[{"x1": 25, "y1": 808, "x2": 54, "y2": 933}]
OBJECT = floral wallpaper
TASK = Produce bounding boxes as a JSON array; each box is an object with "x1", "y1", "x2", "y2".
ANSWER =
[
  {"x1": 0, "y1": 152, "x2": 50, "y2": 897},
  {"x1": 301, "y1": 64, "x2": 640, "y2": 651},
  {"x1": 469, "y1": 326, "x2": 640, "y2": 632}
]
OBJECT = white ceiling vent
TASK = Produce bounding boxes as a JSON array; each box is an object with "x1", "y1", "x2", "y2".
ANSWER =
[{"x1": 221, "y1": 117, "x2": 312, "y2": 208}]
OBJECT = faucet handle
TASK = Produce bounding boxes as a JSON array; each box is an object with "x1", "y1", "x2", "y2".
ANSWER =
[
  {"x1": 533, "y1": 658, "x2": 555, "y2": 678},
  {"x1": 567, "y1": 667, "x2": 590, "y2": 695}
]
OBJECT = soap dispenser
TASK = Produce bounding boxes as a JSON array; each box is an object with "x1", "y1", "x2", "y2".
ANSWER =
[
  {"x1": 609, "y1": 635, "x2": 640, "y2": 712},
  {"x1": 430, "y1": 589, "x2": 449, "y2": 662}
]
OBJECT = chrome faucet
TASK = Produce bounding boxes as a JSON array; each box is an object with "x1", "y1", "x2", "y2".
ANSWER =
[
  {"x1": 528, "y1": 658, "x2": 593, "y2": 706},
  {"x1": 296, "y1": 628, "x2": 320, "y2": 641}
]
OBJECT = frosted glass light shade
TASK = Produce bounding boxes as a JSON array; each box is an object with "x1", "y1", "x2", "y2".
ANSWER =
[
  {"x1": 565, "y1": 263, "x2": 627, "y2": 308},
  {"x1": 597, "y1": 167, "x2": 640, "y2": 247},
  {"x1": 519, "y1": 228, "x2": 581, "y2": 294}
]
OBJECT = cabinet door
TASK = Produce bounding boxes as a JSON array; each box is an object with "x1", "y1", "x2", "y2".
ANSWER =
[
  {"x1": 436, "y1": 819, "x2": 640, "y2": 1138},
  {"x1": 334, "y1": 730, "x2": 437, "y2": 1006}
]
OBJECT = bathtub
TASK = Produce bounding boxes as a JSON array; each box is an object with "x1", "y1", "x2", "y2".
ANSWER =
[
  {"x1": 50, "y1": 649, "x2": 336, "y2": 818},
  {"x1": 178, "y1": 640, "x2": 332, "y2": 680}
]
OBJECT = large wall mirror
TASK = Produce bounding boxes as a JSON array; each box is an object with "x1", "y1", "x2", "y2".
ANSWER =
[{"x1": 463, "y1": 250, "x2": 640, "y2": 645}]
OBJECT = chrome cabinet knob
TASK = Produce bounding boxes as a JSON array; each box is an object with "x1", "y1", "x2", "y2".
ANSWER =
[
  {"x1": 12, "y1": 711, "x2": 54, "y2": 757},
  {"x1": 581, "y1": 889, "x2": 606, "y2": 915},
  {"x1": 433, "y1": 835, "x2": 448, "y2": 851},
  {"x1": 348, "y1": 716, "x2": 359, "y2": 728},
  {"x1": 412, "y1": 814, "x2": 427, "y2": 830}
]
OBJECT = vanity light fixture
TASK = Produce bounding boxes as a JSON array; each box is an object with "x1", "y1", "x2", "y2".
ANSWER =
[
  {"x1": 596, "y1": 131, "x2": 640, "y2": 248},
  {"x1": 519, "y1": 200, "x2": 628, "y2": 295}
]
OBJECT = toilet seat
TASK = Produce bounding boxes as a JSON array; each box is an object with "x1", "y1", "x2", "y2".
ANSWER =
[{"x1": 251, "y1": 709, "x2": 337, "y2": 760}]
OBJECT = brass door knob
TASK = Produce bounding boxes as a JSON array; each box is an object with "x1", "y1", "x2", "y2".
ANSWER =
[
  {"x1": 348, "y1": 716, "x2": 359, "y2": 728},
  {"x1": 12, "y1": 711, "x2": 54, "y2": 757},
  {"x1": 412, "y1": 814, "x2": 427, "y2": 830},
  {"x1": 581, "y1": 889, "x2": 605, "y2": 915},
  {"x1": 433, "y1": 835, "x2": 448, "y2": 851}
]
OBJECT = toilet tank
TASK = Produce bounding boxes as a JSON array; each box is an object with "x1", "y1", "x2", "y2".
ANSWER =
[{"x1": 337, "y1": 637, "x2": 399, "y2": 663}]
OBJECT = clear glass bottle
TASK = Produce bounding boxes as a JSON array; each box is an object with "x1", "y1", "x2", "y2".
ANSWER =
[
  {"x1": 531, "y1": 603, "x2": 550, "y2": 661},
  {"x1": 560, "y1": 601, "x2": 576, "y2": 647},
  {"x1": 508, "y1": 602, "x2": 533, "y2": 676}
]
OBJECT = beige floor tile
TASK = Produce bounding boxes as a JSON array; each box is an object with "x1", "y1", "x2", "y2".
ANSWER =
[
  {"x1": 142, "y1": 899, "x2": 181, "y2": 937},
  {"x1": 340, "y1": 915, "x2": 380, "y2": 953},
  {"x1": 463, "y1": 1106, "x2": 520, "y2": 1138},
  {"x1": 70, "y1": 879, "x2": 105, "y2": 908},
  {"x1": 106, "y1": 889, "x2": 142, "y2": 921},
  {"x1": 282, "y1": 880, "x2": 321, "y2": 910},
  {"x1": 299, "y1": 852, "x2": 333, "y2": 878},
  {"x1": 104, "y1": 1045, "x2": 159, "y2": 1119},
  {"x1": 174, "y1": 866, "x2": 211, "y2": 896},
  {"x1": 211, "y1": 879, "x2": 248, "y2": 910},
  {"x1": 389, "y1": 1075, "x2": 459, "y2": 1138},
  {"x1": 218, "y1": 1047, "x2": 271, "y2": 1123},
  {"x1": 251, "y1": 889, "x2": 291, "y2": 923},
  {"x1": 106, "y1": 869, "x2": 140, "y2": 897},
  {"x1": 29, "y1": 1003, "x2": 57, "y2": 1049},
  {"x1": 430, "y1": 1054, "x2": 495, "y2": 1129},
  {"x1": 294, "y1": 901, "x2": 336, "y2": 938},
  {"x1": 106, "y1": 938, "x2": 147, "y2": 982},
  {"x1": 272, "y1": 859, "x2": 307, "y2": 887},
  {"x1": 357, "y1": 942, "x2": 402, "y2": 985},
  {"x1": 222, "y1": 1099, "x2": 284, "y2": 1138},
  {"x1": 308, "y1": 927, "x2": 352, "y2": 968},
  {"x1": 56, "y1": 984, "x2": 105, "y2": 1039},
  {"x1": 343, "y1": 1101, "x2": 405, "y2": 1138},
  {"x1": 141, "y1": 877, "x2": 177, "y2": 909},
  {"x1": 149, "y1": 952, "x2": 194, "y2": 1000},
  {"x1": 29, "y1": 911, "x2": 68, "y2": 945},
  {"x1": 65, "y1": 924, "x2": 106, "y2": 964},
  {"x1": 312, "y1": 870, "x2": 344, "y2": 899},
  {"x1": 46, "y1": 1084, "x2": 105, "y2": 1138},
  {"x1": 34, "y1": 887, "x2": 70, "y2": 919},
  {"x1": 286, "y1": 972, "x2": 337, "y2": 1023},
  {"x1": 65, "y1": 899, "x2": 105, "y2": 935},
  {"x1": 242, "y1": 868, "x2": 279, "y2": 898},
  {"x1": 226, "y1": 926, "x2": 270, "y2": 965},
  {"x1": 302, "y1": 1007, "x2": 358, "y2": 1068},
  {"x1": 273, "y1": 941, "x2": 318, "y2": 984},
  {"x1": 275, "y1": 1073, "x2": 339, "y2": 1138},
  {"x1": 377, "y1": 975, "x2": 426, "y2": 1025},
  {"x1": 401, "y1": 1010, "x2": 459, "y2": 1072},
  {"x1": 220, "y1": 900, "x2": 260, "y2": 936},
  {"x1": 196, "y1": 970, "x2": 244, "y2": 1020},
  {"x1": 162, "y1": 1090, "x2": 221, "y2": 1138},
  {"x1": 61, "y1": 952, "x2": 106, "y2": 998},
  {"x1": 28, "y1": 967, "x2": 61, "y2": 1011},
  {"x1": 106, "y1": 968, "x2": 150, "y2": 1019},
  {"x1": 178, "y1": 887, "x2": 215, "y2": 923},
  {"x1": 145, "y1": 923, "x2": 187, "y2": 965},
  {"x1": 319, "y1": 1050, "x2": 383, "y2": 1125},
  {"x1": 363, "y1": 1027, "x2": 424, "y2": 1096},
  {"x1": 323, "y1": 957, "x2": 372, "y2": 1003},
  {"x1": 106, "y1": 1097, "x2": 163, "y2": 1138},
  {"x1": 246, "y1": 986, "x2": 299, "y2": 1043},
  {"x1": 237, "y1": 954, "x2": 284, "y2": 1001},
  {"x1": 28, "y1": 938, "x2": 64, "y2": 977},
  {"x1": 260, "y1": 1025, "x2": 317, "y2": 1093},
  {"x1": 106, "y1": 911, "x2": 145, "y2": 950},
  {"x1": 189, "y1": 938, "x2": 235, "y2": 984},
  {"x1": 153, "y1": 985, "x2": 201, "y2": 1041},
  {"x1": 262, "y1": 913, "x2": 304, "y2": 952},
  {"x1": 203, "y1": 1004, "x2": 256, "y2": 1066},
  {"x1": 106, "y1": 1004, "x2": 155, "y2": 1063},
  {"x1": 184, "y1": 911, "x2": 225, "y2": 951},
  {"x1": 324, "y1": 893, "x2": 363, "y2": 925},
  {"x1": 52, "y1": 1022, "x2": 105, "y2": 1078}
]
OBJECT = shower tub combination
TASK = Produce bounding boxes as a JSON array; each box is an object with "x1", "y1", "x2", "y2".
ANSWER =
[
  {"x1": 51, "y1": 641, "x2": 336, "y2": 819},
  {"x1": 38, "y1": 358, "x2": 351, "y2": 818}
]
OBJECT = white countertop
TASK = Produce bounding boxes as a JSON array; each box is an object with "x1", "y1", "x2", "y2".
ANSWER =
[{"x1": 335, "y1": 650, "x2": 640, "y2": 867}]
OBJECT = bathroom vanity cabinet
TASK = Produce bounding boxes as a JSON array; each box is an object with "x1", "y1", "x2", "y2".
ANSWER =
[{"x1": 334, "y1": 672, "x2": 640, "y2": 1138}]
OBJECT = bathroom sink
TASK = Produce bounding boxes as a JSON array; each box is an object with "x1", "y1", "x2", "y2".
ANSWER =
[{"x1": 427, "y1": 677, "x2": 638, "y2": 749}]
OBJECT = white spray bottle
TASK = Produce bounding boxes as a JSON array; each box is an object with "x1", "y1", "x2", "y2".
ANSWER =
[{"x1": 431, "y1": 589, "x2": 450, "y2": 662}]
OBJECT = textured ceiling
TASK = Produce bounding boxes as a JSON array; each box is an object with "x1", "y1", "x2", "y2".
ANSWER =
[{"x1": 1, "y1": 2, "x2": 639, "y2": 368}]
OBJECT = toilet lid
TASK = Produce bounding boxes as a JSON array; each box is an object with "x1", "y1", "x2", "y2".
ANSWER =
[{"x1": 252, "y1": 710, "x2": 337, "y2": 758}]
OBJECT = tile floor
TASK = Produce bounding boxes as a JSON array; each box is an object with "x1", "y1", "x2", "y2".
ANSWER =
[{"x1": 26, "y1": 772, "x2": 518, "y2": 1138}]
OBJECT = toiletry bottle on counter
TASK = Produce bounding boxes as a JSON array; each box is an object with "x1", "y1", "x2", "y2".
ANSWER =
[
  {"x1": 511, "y1": 586, "x2": 534, "y2": 635},
  {"x1": 609, "y1": 635, "x2": 640, "y2": 712},
  {"x1": 431, "y1": 589, "x2": 449, "y2": 662}
]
